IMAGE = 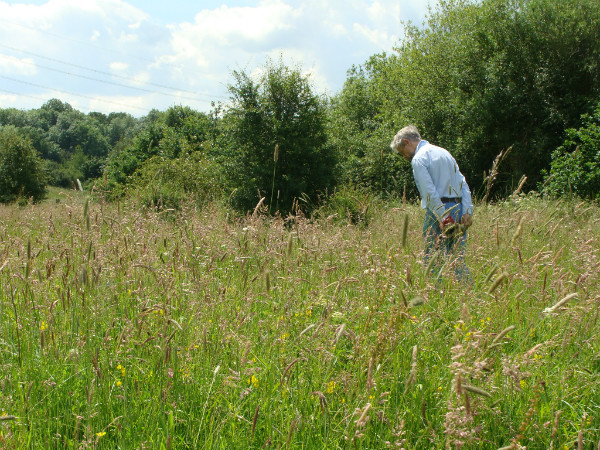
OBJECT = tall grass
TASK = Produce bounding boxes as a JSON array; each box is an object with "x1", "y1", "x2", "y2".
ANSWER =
[{"x1": 0, "y1": 193, "x2": 599, "y2": 449}]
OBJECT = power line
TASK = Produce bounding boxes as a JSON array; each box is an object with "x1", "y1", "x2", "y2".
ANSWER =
[
  {"x1": 0, "y1": 74, "x2": 149, "y2": 113},
  {"x1": 0, "y1": 88, "x2": 99, "y2": 115},
  {"x1": 0, "y1": 17, "x2": 157, "y2": 65},
  {"x1": 0, "y1": 53, "x2": 214, "y2": 104},
  {"x1": 0, "y1": 88, "x2": 49, "y2": 105},
  {"x1": 0, "y1": 43, "x2": 228, "y2": 100}
]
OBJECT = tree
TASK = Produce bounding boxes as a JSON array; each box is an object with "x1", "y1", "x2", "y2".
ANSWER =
[
  {"x1": 0, "y1": 126, "x2": 47, "y2": 203},
  {"x1": 342, "y1": 0, "x2": 600, "y2": 198},
  {"x1": 327, "y1": 61, "x2": 410, "y2": 197},
  {"x1": 541, "y1": 103, "x2": 600, "y2": 199},
  {"x1": 38, "y1": 98, "x2": 74, "y2": 130},
  {"x1": 107, "y1": 112, "x2": 138, "y2": 147},
  {"x1": 104, "y1": 106, "x2": 218, "y2": 192},
  {"x1": 224, "y1": 59, "x2": 336, "y2": 214}
]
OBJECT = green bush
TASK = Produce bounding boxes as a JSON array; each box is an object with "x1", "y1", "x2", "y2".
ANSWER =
[
  {"x1": 225, "y1": 59, "x2": 336, "y2": 215},
  {"x1": 541, "y1": 104, "x2": 600, "y2": 199},
  {"x1": 315, "y1": 185, "x2": 375, "y2": 225},
  {"x1": 0, "y1": 125, "x2": 47, "y2": 203},
  {"x1": 126, "y1": 152, "x2": 225, "y2": 210}
]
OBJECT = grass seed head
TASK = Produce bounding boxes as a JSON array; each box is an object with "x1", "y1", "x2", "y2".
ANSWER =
[{"x1": 488, "y1": 271, "x2": 509, "y2": 294}]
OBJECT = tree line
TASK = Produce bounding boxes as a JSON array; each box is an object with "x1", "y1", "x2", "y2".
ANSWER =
[{"x1": 1, "y1": 0, "x2": 599, "y2": 211}]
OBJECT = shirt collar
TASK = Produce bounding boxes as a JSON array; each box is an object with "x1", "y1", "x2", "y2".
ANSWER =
[{"x1": 414, "y1": 140, "x2": 428, "y2": 156}]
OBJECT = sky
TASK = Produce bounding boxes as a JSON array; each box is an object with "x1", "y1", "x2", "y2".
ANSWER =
[{"x1": 0, "y1": 0, "x2": 432, "y2": 116}]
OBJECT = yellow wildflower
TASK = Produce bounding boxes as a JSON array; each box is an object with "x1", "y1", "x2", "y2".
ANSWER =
[
  {"x1": 248, "y1": 375, "x2": 259, "y2": 388},
  {"x1": 96, "y1": 431, "x2": 106, "y2": 437},
  {"x1": 40, "y1": 321, "x2": 47, "y2": 331},
  {"x1": 326, "y1": 381, "x2": 336, "y2": 394}
]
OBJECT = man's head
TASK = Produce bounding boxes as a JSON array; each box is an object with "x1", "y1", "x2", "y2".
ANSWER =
[{"x1": 390, "y1": 125, "x2": 421, "y2": 160}]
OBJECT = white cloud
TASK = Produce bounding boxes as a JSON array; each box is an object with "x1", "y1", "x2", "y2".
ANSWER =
[
  {"x1": 130, "y1": 70, "x2": 150, "y2": 85},
  {"x1": 352, "y1": 23, "x2": 393, "y2": 49},
  {"x1": 109, "y1": 61, "x2": 129, "y2": 72},
  {"x1": 0, "y1": 0, "x2": 432, "y2": 115},
  {"x1": 189, "y1": 1, "x2": 297, "y2": 45},
  {"x1": 0, "y1": 54, "x2": 38, "y2": 75},
  {"x1": 158, "y1": 0, "x2": 418, "y2": 97}
]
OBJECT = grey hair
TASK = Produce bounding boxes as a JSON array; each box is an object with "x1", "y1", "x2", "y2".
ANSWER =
[{"x1": 390, "y1": 125, "x2": 421, "y2": 151}]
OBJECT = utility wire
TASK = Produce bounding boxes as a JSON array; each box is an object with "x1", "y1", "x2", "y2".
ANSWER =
[
  {"x1": 0, "y1": 88, "x2": 49, "y2": 105},
  {"x1": 0, "y1": 17, "x2": 157, "y2": 64},
  {"x1": 0, "y1": 43, "x2": 228, "y2": 100},
  {"x1": 0, "y1": 74, "x2": 149, "y2": 113},
  {"x1": 0, "y1": 53, "x2": 213, "y2": 104},
  {"x1": 0, "y1": 88, "x2": 97, "y2": 114}
]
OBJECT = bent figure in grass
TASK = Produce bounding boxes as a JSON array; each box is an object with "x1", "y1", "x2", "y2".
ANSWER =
[{"x1": 390, "y1": 125, "x2": 473, "y2": 281}]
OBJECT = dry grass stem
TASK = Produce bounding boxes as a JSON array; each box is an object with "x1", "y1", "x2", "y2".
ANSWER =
[
  {"x1": 462, "y1": 384, "x2": 492, "y2": 399},
  {"x1": 490, "y1": 325, "x2": 516, "y2": 347},
  {"x1": 543, "y1": 293, "x2": 578, "y2": 314},
  {"x1": 404, "y1": 345, "x2": 418, "y2": 393},
  {"x1": 488, "y1": 271, "x2": 509, "y2": 294}
]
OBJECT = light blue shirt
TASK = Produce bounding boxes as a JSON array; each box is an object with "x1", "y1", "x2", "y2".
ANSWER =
[{"x1": 411, "y1": 140, "x2": 473, "y2": 218}]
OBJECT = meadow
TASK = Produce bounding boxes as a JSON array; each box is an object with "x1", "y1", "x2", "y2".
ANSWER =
[{"x1": 0, "y1": 192, "x2": 599, "y2": 449}]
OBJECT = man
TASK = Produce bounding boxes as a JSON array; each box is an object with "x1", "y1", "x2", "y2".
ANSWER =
[{"x1": 390, "y1": 125, "x2": 473, "y2": 280}]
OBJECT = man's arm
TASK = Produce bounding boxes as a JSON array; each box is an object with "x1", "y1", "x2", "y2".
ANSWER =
[
  {"x1": 412, "y1": 159, "x2": 445, "y2": 219},
  {"x1": 459, "y1": 174, "x2": 473, "y2": 228}
]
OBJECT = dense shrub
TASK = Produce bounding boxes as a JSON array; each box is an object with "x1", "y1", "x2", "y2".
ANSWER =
[
  {"x1": 0, "y1": 126, "x2": 47, "y2": 203},
  {"x1": 329, "y1": 0, "x2": 600, "y2": 197},
  {"x1": 314, "y1": 185, "x2": 376, "y2": 226},
  {"x1": 225, "y1": 59, "x2": 336, "y2": 215},
  {"x1": 125, "y1": 151, "x2": 225, "y2": 210},
  {"x1": 541, "y1": 104, "x2": 600, "y2": 199}
]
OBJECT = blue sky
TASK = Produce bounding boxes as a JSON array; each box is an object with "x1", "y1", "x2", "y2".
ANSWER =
[{"x1": 0, "y1": 0, "x2": 432, "y2": 116}]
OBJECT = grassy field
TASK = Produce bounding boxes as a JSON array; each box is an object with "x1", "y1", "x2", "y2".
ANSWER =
[{"x1": 0, "y1": 192, "x2": 599, "y2": 449}]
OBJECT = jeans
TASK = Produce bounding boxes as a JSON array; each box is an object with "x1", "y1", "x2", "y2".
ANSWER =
[{"x1": 423, "y1": 201, "x2": 469, "y2": 281}]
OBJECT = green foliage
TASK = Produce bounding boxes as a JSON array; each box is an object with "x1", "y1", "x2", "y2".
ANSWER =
[
  {"x1": 47, "y1": 111, "x2": 110, "y2": 159},
  {"x1": 125, "y1": 151, "x2": 225, "y2": 210},
  {"x1": 0, "y1": 125, "x2": 47, "y2": 203},
  {"x1": 105, "y1": 106, "x2": 219, "y2": 195},
  {"x1": 3, "y1": 0, "x2": 599, "y2": 207},
  {"x1": 2, "y1": 197, "x2": 599, "y2": 448},
  {"x1": 541, "y1": 104, "x2": 600, "y2": 199},
  {"x1": 106, "y1": 120, "x2": 164, "y2": 188},
  {"x1": 315, "y1": 185, "x2": 376, "y2": 225},
  {"x1": 327, "y1": 64, "x2": 409, "y2": 196},
  {"x1": 0, "y1": 100, "x2": 142, "y2": 189},
  {"x1": 224, "y1": 59, "x2": 336, "y2": 214},
  {"x1": 106, "y1": 112, "x2": 138, "y2": 147},
  {"x1": 334, "y1": 0, "x2": 600, "y2": 197},
  {"x1": 37, "y1": 98, "x2": 74, "y2": 130}
]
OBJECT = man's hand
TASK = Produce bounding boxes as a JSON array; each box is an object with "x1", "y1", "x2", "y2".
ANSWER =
[
  {"x1": 460, "y1": 213, "x2": 473, "y2": 228},
  {"x1": 441, "y1": 215, "x2": 459, "y2": 238}
]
